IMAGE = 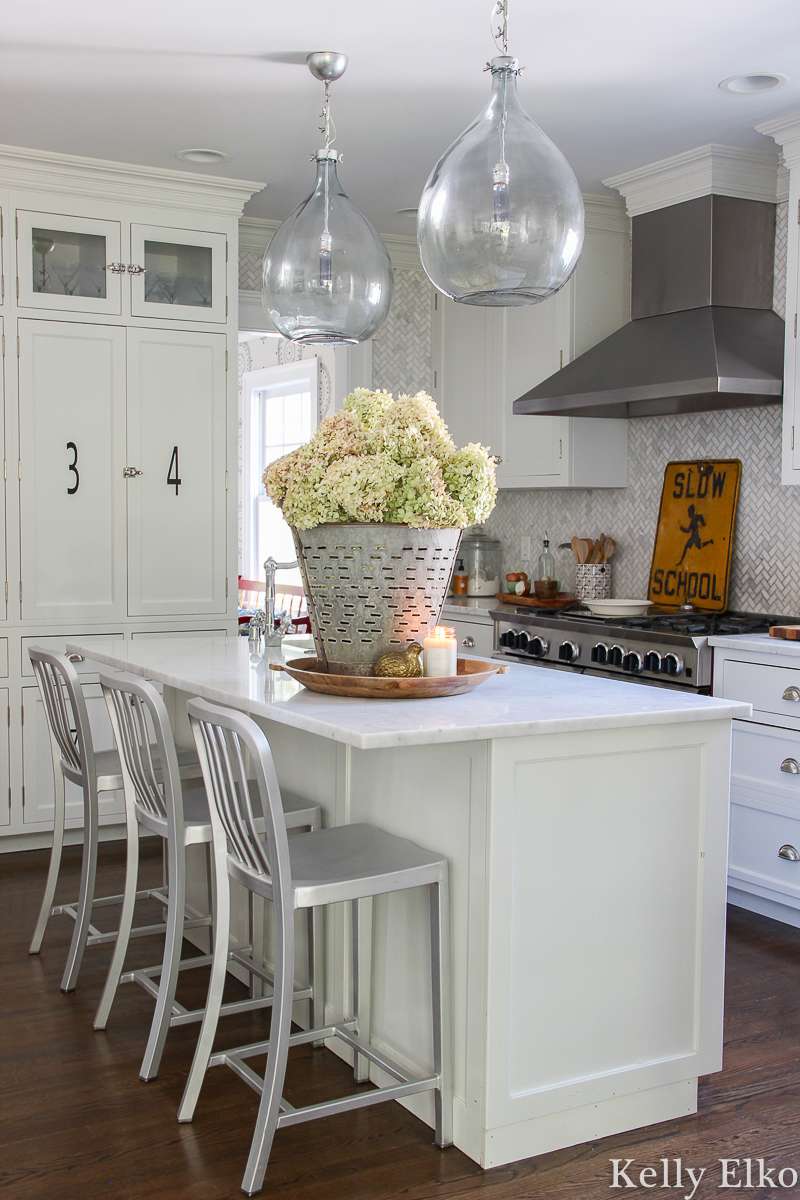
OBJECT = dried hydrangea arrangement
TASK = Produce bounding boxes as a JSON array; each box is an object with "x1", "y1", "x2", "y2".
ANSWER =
[{"x1": 263, "y1": 388, "x2": 497, "y2": 530}]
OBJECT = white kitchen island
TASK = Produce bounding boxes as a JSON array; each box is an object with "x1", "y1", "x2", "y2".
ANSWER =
[{"x1": 68, "y1": 634, "x2": 749, "y2": 1170}]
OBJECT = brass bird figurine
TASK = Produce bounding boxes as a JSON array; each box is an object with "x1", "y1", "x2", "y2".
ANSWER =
[{"x1": 373, "y1": 642, "x2": 423, "y2": 678}]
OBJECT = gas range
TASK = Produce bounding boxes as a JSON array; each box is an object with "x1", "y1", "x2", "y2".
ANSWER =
[{"x1": 491, "y1": 607, "x2": 789, "y2": 693}]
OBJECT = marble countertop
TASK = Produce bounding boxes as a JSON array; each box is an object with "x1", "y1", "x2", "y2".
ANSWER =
[
  {"x1": 441, "y1": 597, "x2": 509, "y2": 622},
  {"x1": 67, "y1": 635, "x2": 750, "y2": 751},
  {"x1": 709, "y1": 632, "x2": 800, "y2": 656}
]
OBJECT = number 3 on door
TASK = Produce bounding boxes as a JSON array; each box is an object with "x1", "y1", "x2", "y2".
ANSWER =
[
  {"x1": 167, "y1": 445, "x2": 181, "y2": 495},
  {"x1": 66, "y1": 441, "x2": 79, "y2": 495}
]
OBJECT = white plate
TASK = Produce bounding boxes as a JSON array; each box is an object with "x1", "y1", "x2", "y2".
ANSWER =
[{"x1": 584, "y1": 599, "x2": 653, "y2": 618}]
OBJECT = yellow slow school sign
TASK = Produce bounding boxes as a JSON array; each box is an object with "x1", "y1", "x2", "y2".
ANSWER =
[{"x1": 648, "y1": 459, "x2": 741, "y2": 612}]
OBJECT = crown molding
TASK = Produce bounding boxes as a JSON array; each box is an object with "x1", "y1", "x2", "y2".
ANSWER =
[
  {"x1": 583, "y1": 194, "x2": 629, "y2": 235},
  {"x1": 603, "y1": 144, "x2": 780, "y2": 216},
  {"x1": 239, "y1": 216, "x2": 424, "y2": 271},
  {"x1": 0, "y1": 143, "x2": 264, "y2": 216},
  {"x1": 757, "y1": 110, "x2": 800, "y2": 171}
]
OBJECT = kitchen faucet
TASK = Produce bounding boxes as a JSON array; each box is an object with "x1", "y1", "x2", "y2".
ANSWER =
[{"x1": 249, "y1": 556, "x2": 298, "y2": 648}]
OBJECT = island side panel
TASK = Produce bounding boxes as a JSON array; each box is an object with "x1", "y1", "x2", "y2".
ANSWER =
[{"x1": 481, "y1": 717, "x2": 731, "y2": 1169}]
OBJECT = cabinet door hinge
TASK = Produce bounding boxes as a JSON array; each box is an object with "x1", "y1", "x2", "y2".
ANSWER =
[
  {"x1": 1, "y1": 334, "x2": 4, "y2": 358},
  {"x1": 19, "y1": 580, "x2": 22, "y2": 604},
  {"x1": 15, "y1": 213, "x2": 18, "y2": 237},
  {"x1": 225, "y1": 470, "x2": 228, "y2": 490},
  {"x1": 434, "y1": 293, "x2": 438, "y2": 310},
  {"x1": 795, "y1": 312, "x2": 797, "y2": 338},
  {"x1": 17, "y1": 460, "x2": 21, "y2": 479},
  {"x1": 797, "y1": 197, "x2": 800, "y2": 224},
  {"x1": 20, "y1": 703, "x2": 24, "y2": 727},
  {"x1": 559, "y1": 438, "x2": 563, "y2": 459},
  {"x1": 7, "y1": 706, "x2": 9, "y2": 729},
  {"x1": 225, "y1": 349, "x2": 228, "y2": 369},
  {"x1": 226, "y1": 241, "x2": 229, "y2": 262},
  {"x1": 433, "y1": 370, "x2": 437, "y2": 388},
  {"x1": 4, "y1": 581, "x2": 7, "y2": 604},
  {"x1": 16, "y1": 334, "x2": 20, "y2": 356},
  {"x1": 1, "y1": 274, "x2": 3, "y2": 303},
  {"x1": 793, "y1": 426, "x2": 795, "y2": 450},
  {"x1": 16, "y1": 277, "x2": 19, "y2": 300},
  {"x1": 3, "y1": 460, "x2": 6, "y2": 480},
  {"x1": 225, "y1": 576, "x2": 229, "y2": 598},
  {"x1": 225, "y1": 295, "x2": 228, "y2": 317},
  {"x1": 0, "y1": 212, "x2": 3, "y2": 238},
  {"x1": 560, "y1": 350, "x2": 563, "y2": 369}
]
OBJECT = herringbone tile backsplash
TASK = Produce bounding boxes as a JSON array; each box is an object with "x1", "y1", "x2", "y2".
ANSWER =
[
  {"x1": 371, "y1": 269, "x2": 432, "y2": 397},
  {"x1": 486, "y1": 406, "x2": 800, "y2": 616}
]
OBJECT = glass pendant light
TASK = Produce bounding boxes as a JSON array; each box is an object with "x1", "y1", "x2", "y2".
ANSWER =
[
  {"x1": 261, "y1": 52, "x2": 394, "y2": 344},
  {"x1": 417, "y1": 1, "x2": 584, "y2": 306}
]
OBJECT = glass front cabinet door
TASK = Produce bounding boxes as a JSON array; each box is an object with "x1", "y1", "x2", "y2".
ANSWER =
[
  {"x1": 129, "y1": 224, "x2": 227, "y2": 323},
  {"x1": 16, "y1": 210, "x2": 123, "y2": 315}
]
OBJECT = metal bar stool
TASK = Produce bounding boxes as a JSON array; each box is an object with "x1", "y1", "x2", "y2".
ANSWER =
[
  {"x1": 27, "y1": 646, "x2": 203, "y2": 993},
  {"x1": 96, "y1": 670, "x2": 322, "y2": 1083},
  {"x1": 179, "y1": 698, "x2": 452, "y2": 1197}
]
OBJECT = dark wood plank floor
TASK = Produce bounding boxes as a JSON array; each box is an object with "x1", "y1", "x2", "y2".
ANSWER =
[{"x1": 3, "y1": 841, "x2": 800, "y2": 1200}]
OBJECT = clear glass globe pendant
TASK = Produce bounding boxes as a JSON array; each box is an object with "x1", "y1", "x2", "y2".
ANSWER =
[
  {"x1": 417, "y1": 56, "x2": 585, "y2": 306},
  {"x1": 261, "y1": 53, "x2": 394, "y2": 344}
]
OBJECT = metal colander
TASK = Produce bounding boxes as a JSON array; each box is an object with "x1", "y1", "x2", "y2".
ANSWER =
[{"x1": 292, "y1": 524, "x2": 463, "y2": 675}]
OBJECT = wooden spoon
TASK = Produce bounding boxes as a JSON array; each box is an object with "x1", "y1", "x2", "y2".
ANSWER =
[
  {"x1": 571, "y1": 535, "x2": 584, "y2": 564},
  {"x1": 591, "y1": 533, "x2": 606, "y2": 564},
  {"x1": 580, "y1": 539, "x2": 591, "y2": 563},
  {"x1": 603, "y1": 538, "x2": 616, "y2": 562}
]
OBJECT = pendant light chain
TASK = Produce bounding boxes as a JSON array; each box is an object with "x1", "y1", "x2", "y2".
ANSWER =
[
  {"x1": 318, "y1": 80, "x2": 338, "y2": 155},
  {"x1": 491, "y1": 0, "x2": 509, "y2": 56}
]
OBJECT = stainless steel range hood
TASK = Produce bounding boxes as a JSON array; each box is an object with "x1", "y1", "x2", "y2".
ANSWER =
[{"x1": 514, "y1": 194, "x2": 785, "y2": 419}]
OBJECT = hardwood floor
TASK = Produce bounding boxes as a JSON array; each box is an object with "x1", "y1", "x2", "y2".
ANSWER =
[{"x1": 2, "y1": 841, "x2": 800, "y2": 1200}]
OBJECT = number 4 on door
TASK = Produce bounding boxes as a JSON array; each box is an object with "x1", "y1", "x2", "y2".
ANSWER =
[{"x1": 167, "y1": 445, "x2": 181, "y2": 495}]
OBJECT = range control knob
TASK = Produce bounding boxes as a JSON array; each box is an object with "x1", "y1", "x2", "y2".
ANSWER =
[
  {"x1": 558, "y1": 640, "x2": 580, "y2": 663},
  {"x1": 528, "y1": 636, "x2": 549, "y2": 658},
  {"x1": 662, "y1": 653, "x2": 684, "y2": 677},
  {"x1": 591, "y1": 642, "x2": 609, "y2": 664},
  {"x1": 622, "y1": 651, "x2": 644, "y2": 674},
  {"x1": 500, "y1": 629, "x2": 517, "y2": 649},
  {"x1": 609, "y1": 644, "x2": 625, "y2": 667},
  {"x1": 643, "y1": 651, "x2": 662, "y2": 673},
  {"x1": 517, "y1": 631, "x2": 530, "y2": 652}
]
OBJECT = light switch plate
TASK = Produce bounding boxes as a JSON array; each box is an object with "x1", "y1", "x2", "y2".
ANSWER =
[{"x1": 521, "y1": 536, "x2": 531, "y2": 562}]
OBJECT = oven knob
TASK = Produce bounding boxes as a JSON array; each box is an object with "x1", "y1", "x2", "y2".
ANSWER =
[
  {"x1": 662, "y1": 653, "x2": 684, "y2": 677},
  {"x1": 643, "y1": 651, "x2": 662, "y2": 673},
  {"x1": 591, "y1": 642, "x2": 609, "y2": 664},
  {"x1": 528, "y1": 636, "x2": 549, "y2": 658},
  {"x1": 609, "y1": 644, "x2": 625, "y2": 667},
  {"x1": 517, "y1": 631, "x2": 530, "y2": 652},
  {"x1": 622, "y1": 651, "x2": 643, "y2": 674},
  {"x1": 500, "y1": 629, "x2": 517, "y2": 649},
  {"x1": 558, "y1": 640, "x2": 580, "y2": 662}
]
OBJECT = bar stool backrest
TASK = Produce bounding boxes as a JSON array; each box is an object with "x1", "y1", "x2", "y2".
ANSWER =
[
  {"x1": 28, "y1": 646, "x2": 94, "y2": 783},
  {"x1": 99, "y1": 671, "x2": 181, "y2": 834},
  {"x1": 187, "y1": 698, "x2": 292, "y2": 912}
]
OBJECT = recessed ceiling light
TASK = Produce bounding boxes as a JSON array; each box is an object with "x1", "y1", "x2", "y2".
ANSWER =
[
  {"x1": 394, "y1": 207, "x2": 418, "y2": 218},
  {"x1": 718, "y1": 73, "x2": 787, "y2": 94},
  {"x1": 176, "y1": 148, "x2": 230, "y2": 164}
]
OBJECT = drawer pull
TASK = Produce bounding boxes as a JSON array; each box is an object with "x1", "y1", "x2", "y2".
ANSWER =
[
  {"x1": 779, "y1": 844, "x2": 800, "y2": 862},
  {"x1": 462, "y1": 636, "x2": 475, "y2": 648},
  {"x1": 781, "y1": 758, "x2": 800, "y2": 774},
  {"x1": 783, "y1": 687, "x2": 800, "y2": 702},
  {"x1": 67, "y1": 653, "x2": 85, "y2": 664}
]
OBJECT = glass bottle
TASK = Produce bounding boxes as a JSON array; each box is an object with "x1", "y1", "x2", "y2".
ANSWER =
[
  {"x1": 262, "y1": 150, "x2": 394, "y2": 344},
  {"x1": 537, "y1": 534, "x2": 556, "y2": 580},
  {"x1": 417, "y1": 57, "x2": 584, "y2": 306}
]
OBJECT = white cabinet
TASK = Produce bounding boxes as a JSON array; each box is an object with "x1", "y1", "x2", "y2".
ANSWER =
[
  {"x1": 18, "y1": 319, "x2": 127, "y2": 622},
  {"x1": 0, "y1": 688, "x2": 8, "y2": 826},
  {"x1": 713, "y1": 640, "x2": 800, "y2": 927},
  {"x1": 126, "y1": 327, "x2": 227, "y2": 616},
  {"x1": 130, "y1": 224, "x2": 227, "y2": 324},
  {"x1": 16, "y1": 211, "x2": 124, "y2": 316},
  {"x1": 21, "y1": 681, "x2": 123, "y2": 827},
  {"x1": 0, "y1": 316, "x2": 6, "y2": 621},
  {"x1": 431, "y1": 203, "x2": 630, "y2": 489}
]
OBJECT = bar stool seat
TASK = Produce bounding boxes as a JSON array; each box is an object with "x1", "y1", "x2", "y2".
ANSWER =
[
  {"x1": 27, "y1": 646, "x2": 204, "y2": 993},
  {"x1": 180, "y1": 697, "x2": 452, "y2": 1196}
]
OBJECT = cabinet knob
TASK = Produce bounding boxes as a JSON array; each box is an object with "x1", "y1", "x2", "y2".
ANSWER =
[
  {"x1": 783, "y1": 686, "x2": 800, "y2": 702},
  {"x1": 779, "y1": 844, "x2": 800, "y2": 861},
  {"x1": 123, "y1": 467, "x2": 143, "y2": 478},
  {"x1": 462, "y1": 636, "x2": 475, "y2": 648},
  {"x1": 780, "y1": 758, "x2": 800, "y2": 774},
  {"x1": 127, "y1": 264, "x2": 145, "y2": 276}
]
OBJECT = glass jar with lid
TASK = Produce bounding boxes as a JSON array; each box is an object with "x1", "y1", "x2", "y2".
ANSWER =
[{"x1": 459, "y1": 526, "x2": 501, "y2": 597}]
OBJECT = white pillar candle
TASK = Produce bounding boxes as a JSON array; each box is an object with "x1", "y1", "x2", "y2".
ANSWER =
[{"x1": 423, "y1": 625, "x2": 458, "y2": 677}]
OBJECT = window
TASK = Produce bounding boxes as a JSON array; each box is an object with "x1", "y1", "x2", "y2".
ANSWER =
[{"x1": 241, "y1": 359, "x2": 318, "y2": 584}]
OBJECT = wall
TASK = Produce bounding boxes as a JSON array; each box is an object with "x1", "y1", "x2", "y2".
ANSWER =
[{"x1": 484, "y1": 200, "x2": 796, "y2": 615}]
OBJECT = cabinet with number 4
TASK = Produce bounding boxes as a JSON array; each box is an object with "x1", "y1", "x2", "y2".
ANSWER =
[{"x1": 17, "y1": 319, "x2": 227, "y2": 620}]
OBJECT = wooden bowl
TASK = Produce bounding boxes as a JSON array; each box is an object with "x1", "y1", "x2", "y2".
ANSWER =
[{"x1": 270, "y1": 656, "x2": 508, "y2": 699}]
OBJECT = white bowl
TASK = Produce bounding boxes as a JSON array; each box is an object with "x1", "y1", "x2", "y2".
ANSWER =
[{"x1": 584, "y1": 599, "x2": 653, "y2": 618}]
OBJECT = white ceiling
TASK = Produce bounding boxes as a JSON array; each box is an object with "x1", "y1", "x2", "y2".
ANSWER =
[{"x1": 1, "y1": 0, "x2": 799, "y2": 234}]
